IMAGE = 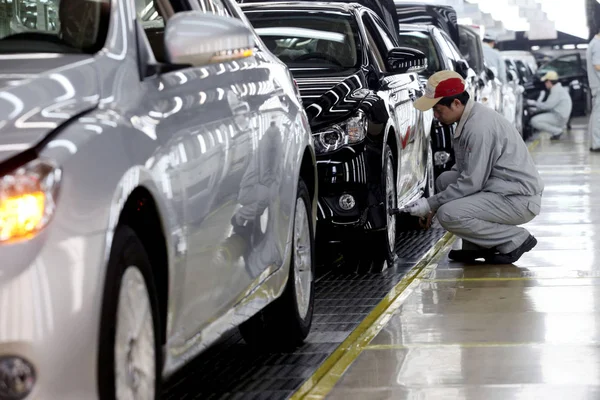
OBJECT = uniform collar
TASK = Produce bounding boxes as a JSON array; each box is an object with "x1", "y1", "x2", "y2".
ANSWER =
[{"x1": 454, "y1": 98, "x2": 475, "y2": 139}]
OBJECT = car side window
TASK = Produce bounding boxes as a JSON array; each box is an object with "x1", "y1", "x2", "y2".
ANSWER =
[
  {"x1": 193, "y1": 0, "x2": 230, "y2": 17},
  {"x1": 136, "y1": 0, "x2": 167, "y2": 62},
  {"x1": 541, "y1": 55, "x2": 582, "y2": 77},
  {"x1": 368, "y1": 11, "x2": 398, "y2": 50},
  {"x1": 435, "y1": 30, "x2": 455, "y2": 65},
  {"x1": 448, "y1": 39, "x2": 463, "y2": 61},
  {"x1": 362, "y1": 13, "x2": 387, "y2": 72}
]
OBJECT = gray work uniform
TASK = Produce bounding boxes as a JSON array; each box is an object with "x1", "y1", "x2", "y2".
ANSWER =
[
  {"x1": 482, "y1": 44, "x2": 507, "y2": 85},
  {"x1": 587, "y1": 35, "x2": 600, "y2": 150},
  {"x1": 428, "y1": 99, "x2": 544, "y2": 254},
  {"x1": 529, "y1": 82, "x2": 573, "y2": 136}
]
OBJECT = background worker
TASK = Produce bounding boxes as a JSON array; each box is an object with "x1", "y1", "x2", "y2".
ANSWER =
[
  {"x1": 405, "y1": 71, "x2": 544, "y2": 265},
  {"x1": 482, "y1": 33, "x2": 507, "y2": 85},
  {"x1": 527, "y1": 71, "x2": 573, "y2": 140},
  {"x1": 587, "y1": 29, "x2": 600, "y2": 152}
]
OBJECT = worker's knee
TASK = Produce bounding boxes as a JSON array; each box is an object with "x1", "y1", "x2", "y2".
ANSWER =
[
  {"x1": 436, "y1": 204, "x2": 453, "y2": 229},
  {"x1": 435, "y1": 171, "x2": 460, "y2": 192},
  {"x1": 529, "y1": 115, "x2": 543, "y2": 129}
]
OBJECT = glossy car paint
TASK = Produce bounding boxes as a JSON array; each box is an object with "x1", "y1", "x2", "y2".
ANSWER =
[
  {"x1": 242, "y1": 2, "x2": 432, "y2": 242},
  {"x1": 394, "y1": 2, "x2": 460, "y2": 48},
  {"x1": 398, "y1": 24, "x2": 478, "y2": 177},
  {"x1": 0, "y1": 0, "x2": 316, "y2": 397}
]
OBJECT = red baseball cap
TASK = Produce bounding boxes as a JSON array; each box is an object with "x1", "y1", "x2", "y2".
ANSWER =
[{"x1": 414, "y1": 70, "x2": 466, "y2": 111}]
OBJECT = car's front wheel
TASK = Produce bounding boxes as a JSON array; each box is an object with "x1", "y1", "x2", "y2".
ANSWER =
[
  {"x1": 98, "y1": 226, "x2": 162, "y2": 400},
  {"x1": 239, "y1": 178, "x2": 315, "y2": 349},
  {"x1": 424, "y1": 139, "x2": 435, "y2": 198},
  {"x1": 367, "y1": 144, "x2": 397, "y2": 273}
]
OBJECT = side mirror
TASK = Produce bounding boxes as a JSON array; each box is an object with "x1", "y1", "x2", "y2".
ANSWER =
[
  {"x1": 455, "y1": 59, "x2": 470, "y2": 79},
  {"x1": 507, "y1": 70, "x2": 516, "y2": 82},
  {"x1": 485, "y1": 66, "x2": 496, "y2": 81},
  {"x1": 165, "y1": 12, "x2": 254, "y2": 67},
  {"x1": 386, "y1": 47, "x2": 427, "y2": 74}
]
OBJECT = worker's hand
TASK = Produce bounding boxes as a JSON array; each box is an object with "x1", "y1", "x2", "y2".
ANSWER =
[
  {"x1": 405, "y1": 198, "x2": 430, "y2": 218},
  {"x1": 526, "y1": 99, "x2": 537, "y2": 106}
]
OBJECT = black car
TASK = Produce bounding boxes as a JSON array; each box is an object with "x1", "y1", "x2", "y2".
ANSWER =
[
  {"x1": 398, "y1": 23, "x2": 477, "y2": 178},
  {"x1": 242, "y1": 2, "x2": 434, "y2": 271},
  {"x1": 394, "y1": 2, "x2": 460, "y2": 47}
]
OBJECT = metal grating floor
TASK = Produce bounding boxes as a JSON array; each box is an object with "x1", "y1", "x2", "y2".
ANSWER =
[{"x1": 161, "y1": 226, "x2": 447, "y2": 399}]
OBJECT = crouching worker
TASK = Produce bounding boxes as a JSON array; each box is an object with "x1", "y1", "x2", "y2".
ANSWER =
[
  {"x1": 405, "y1": 71, "x2": 544, "y2": 264},
  {"x1": 527, "y1": 70, "x2": 572, "y2": 140}
]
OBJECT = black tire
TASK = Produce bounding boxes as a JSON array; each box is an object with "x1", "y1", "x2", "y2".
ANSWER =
[
  {"x1": 239, "y1": 178, "x2": 315, "y2": 350},
  {"x1": 370, "y1": 144, "x2": 396, "y2": 273},
  {"x1": 98, "y1": 226, "x2": 162, "y2": 400}
]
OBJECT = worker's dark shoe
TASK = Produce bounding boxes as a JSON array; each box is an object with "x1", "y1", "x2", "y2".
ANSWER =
[
  {"x1": 485, "y1": 235, "x2": 537, "y2": 265},
  {"x1": 448, "y1": 249, "x2": 493, "y2": 262},
  {"x1": 550, "y1": 133, "x2": 562, "y2": 141},
  {"x1": 591, "y1": 147, "x2": 600, "y2": 153}
]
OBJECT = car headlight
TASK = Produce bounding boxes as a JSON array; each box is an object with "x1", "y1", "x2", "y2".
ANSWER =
[
  {"x1": 313, "y1": 110, "x2": 367, "y2": 154},
  {"x1": 0, "y1": 158, "x2": 62, "y2": 242}
]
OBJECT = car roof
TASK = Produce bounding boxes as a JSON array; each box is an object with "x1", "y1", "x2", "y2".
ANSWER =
[
  {"x1": 239, "y1": 1, "x2": 360, "y2": 13},
  {"x1": 399, "y1": 23, "x2": 434, "y2": 33}
]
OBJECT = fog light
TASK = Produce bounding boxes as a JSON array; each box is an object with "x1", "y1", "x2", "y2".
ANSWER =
[
  {"x1": 434, "y1": 151, "x2": 451, "y2": 166},
  {"x1": 338, "y1": 194, "x2": 355, "y2": 210},
  {"x1": 0, "y1": 357, "x2": 35, "y2": 400}
]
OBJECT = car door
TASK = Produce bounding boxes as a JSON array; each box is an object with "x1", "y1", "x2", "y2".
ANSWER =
[
  {"x1": 133, "y1": 0, "x2": 277, "y2": 352},
  {"x1": 361, "y1": 10, "x2": 423, "y2": 200},
  {"x1": 209, "y1": 0, "x2": 294, "y2": 312}
]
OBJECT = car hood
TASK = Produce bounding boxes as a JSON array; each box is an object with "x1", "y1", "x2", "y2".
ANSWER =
[
  {"x1": 0, "y1": 54, "x2": 100, "y2": 164},
  {"x1": 295, "y1": 70, "x2": 372, "y2": 131}
]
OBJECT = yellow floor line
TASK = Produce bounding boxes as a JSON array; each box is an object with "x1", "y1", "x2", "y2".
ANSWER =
[
  {"x1": 528, "y1": 138, "x2": 541, "y2": 152},
  {"x1": 423, "y1": 276, "x2": 600, "y2": 282},
  {"x1": 363, "y1": 341, "x2": 599, "y2": 350},
  {"x1": 290, "y1": 233, "x2": 457, "y2": 400}
]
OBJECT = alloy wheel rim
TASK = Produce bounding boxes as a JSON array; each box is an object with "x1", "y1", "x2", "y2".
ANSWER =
[
  {"x1": 293, "y1": 197, "x2": 312, "y2": 320},
  {"x1": 115, "y1": 267, "x2": 156, "y2": 400},
  {"x1": 427, "y1": 144, "x2": 435, "y2": 196},
  {"x1": 385, "y1": 155, "x2": 396, "y2": 253}
]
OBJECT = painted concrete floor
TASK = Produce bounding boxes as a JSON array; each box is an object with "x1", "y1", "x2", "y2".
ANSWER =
[{"x1": 323, "y1": 120, "x2": 600, "y2": 399}]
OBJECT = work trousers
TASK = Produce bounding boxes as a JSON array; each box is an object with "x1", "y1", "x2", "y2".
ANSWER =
[
  {"x1": 435, "y1": 171, "x2": 541, "y2": 254},
  {"x1": 530, "y1": 112, "x2": 565, "y2": 136},
  {"x1": 589, "y1": 89, "x2": 600, "y2": 150}
]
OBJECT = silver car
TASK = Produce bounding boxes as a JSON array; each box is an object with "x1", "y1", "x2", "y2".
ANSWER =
[{"x1": 0, "y1": 0, "x2": 317, "y2": 398}]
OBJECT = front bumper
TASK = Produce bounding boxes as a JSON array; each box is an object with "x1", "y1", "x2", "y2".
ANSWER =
[
  {"x1": 315, "y1": 142, "x2": 386, "y2": 243},
  {"x1": 0, "y1": 228, "x2": 107, "y2": 400}
]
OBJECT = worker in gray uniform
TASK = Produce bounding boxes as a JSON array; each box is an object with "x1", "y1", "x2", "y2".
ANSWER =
[
  {"x1": 587, "y1": 30, "x2": 600, "y2": 152},
  {"x1": 405, "y1": 71, "x2": 544, "y2": 264},
  {"x1": 527, "y1": 70, "x2": 572, "y2": 140},
  {"x1": 482, "y1": 33, "x2": 507, "y2": 85}
]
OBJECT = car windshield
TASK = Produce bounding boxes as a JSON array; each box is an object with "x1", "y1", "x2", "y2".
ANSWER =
[
  {"x1": 538, "y1": 54, "x2": 581, "y2": 78},
  {"x1": 0, "y1": 0, "x2": 110, "y2": 54},
  {"x1": 244, "y1": 10, "x2": 361, "y2": 76},
  {"x1": 398, "y1": 30, "x2": 439, "y2": 73}
]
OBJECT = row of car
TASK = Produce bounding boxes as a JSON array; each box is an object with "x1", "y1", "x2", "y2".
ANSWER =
[
  {"x1": 0, "y1": 0, "x2": 439, "y2": 398},
  {"x1": 0, "y1": 0, "x2": 587, "y2": 398}
]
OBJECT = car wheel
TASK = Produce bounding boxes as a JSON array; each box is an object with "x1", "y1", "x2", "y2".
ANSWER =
[
  {"x1": 98, "y1": 226, "x2": 161, "y2": 400},
  {"x1": 239, "y1": 177, "x2": 315, "y2": 350},
  {"x1": 424, "y1": 140, "x2": 435, "y2": 198},
  {"x1": 369, "y1": 144, "x2": 396, "y2": 273}
]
